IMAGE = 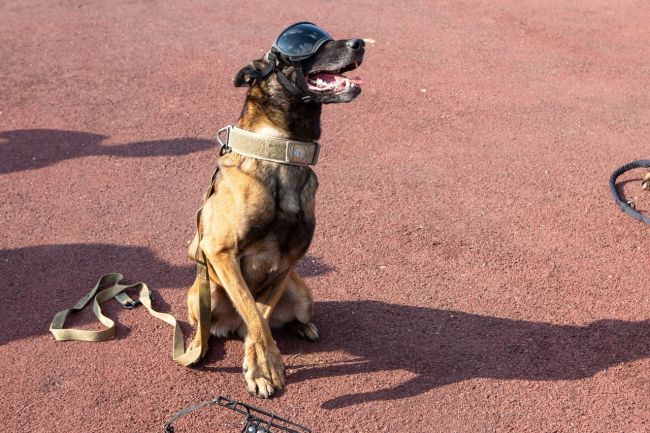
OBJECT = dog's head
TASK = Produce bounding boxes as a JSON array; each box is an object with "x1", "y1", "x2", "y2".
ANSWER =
[{"x1": 234, "y1": 29, "x2": 365, "y2": 105}]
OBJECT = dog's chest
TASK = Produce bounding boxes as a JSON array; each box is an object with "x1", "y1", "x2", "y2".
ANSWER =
[{"x1": 239, "y1": 166, "x2": 318, "y2": 291}]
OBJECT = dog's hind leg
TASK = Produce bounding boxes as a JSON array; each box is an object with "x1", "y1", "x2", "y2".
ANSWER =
[
  {"x1": 236, "y1": 273, "x2": 291, "y2": 338},
  {"x1": 258, "y1": 273, "x2": 291, "y2": 322},
  {"x1": 271, "y1": 271, "x2": 319, "y2": 341}
]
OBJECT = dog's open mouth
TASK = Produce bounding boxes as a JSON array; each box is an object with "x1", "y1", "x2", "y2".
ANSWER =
[{"x1": 307, "y1": 62, "x2": 363, "y2": 93}]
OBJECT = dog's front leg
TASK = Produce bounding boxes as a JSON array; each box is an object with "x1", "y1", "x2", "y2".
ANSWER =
[
  {"x1": 207, "y1": 251, "x2": 285, "y2": 397},
  {"x1": 257, "y1": 273, "x2": 291, "y2": 321}
]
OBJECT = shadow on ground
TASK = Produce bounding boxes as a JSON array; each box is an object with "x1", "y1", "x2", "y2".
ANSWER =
[
  {"x1": 277, "y1": 300, "x2": 650, "y2": 409},
  {"x1": 0, "y1": 243, "x2": 331, "y2": 345},
  {"x1": 294, "y1": 255, "x2": 334, "y2": 277},
  {"x1": 6, "y1": 244, "x2": 641, "y2": 411},
  {"x1": 0, "y1": 129, "x2": 215, "y2": 174},
  {"x1": 0, "y1": 243, "x2": 195, "y2": 345}
]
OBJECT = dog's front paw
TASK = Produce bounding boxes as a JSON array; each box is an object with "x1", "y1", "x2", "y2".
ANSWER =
[
  {"x1": 243, "y1": 339, "x2": 285, "y2": 398},
  {"x1": 642, "y1": 172, "x2": 650, "y2": 191}
]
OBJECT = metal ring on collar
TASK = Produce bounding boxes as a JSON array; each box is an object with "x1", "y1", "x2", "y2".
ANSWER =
[{"x1": 216, "y1": 125, "x2": 232, "y2": 155}]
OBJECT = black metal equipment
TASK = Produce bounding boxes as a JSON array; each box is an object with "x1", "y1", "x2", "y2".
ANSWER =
[
  {"x1": 163, "y1": 396, "x2": 311, "y2": 433},
  {"x1": 609, "y1": 159, "x2": 650, "y2": 225}
]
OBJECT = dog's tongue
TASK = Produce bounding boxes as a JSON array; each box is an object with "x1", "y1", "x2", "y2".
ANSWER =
[
  {"x1": 307, "y1": 73, "x2": 364, "y2": 91},
  {"x1": 316, "y1": 73, "x2": 363, "y2": 85}
]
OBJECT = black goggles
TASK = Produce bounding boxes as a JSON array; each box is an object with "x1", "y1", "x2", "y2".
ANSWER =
[{"x1": 272, "y1": 22, "x2": 333, "y2": 61}]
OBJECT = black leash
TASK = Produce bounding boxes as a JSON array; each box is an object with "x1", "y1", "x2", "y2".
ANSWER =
[
  {"x1": 609, "y1": 159, "x2": 650, "y2": 225},
  {"x1": 163, "y1": 396, "x2": 311, "y2": 433}
]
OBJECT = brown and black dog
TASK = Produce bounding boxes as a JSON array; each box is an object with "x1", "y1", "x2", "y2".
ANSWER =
[{"x1": 186, "y1": 33, "x2": 365, "y2": 397}]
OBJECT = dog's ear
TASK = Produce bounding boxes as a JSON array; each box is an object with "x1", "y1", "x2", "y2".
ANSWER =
[
  {"x1": 234, "y1": 58, "x2": 271, "y2": 87},
  {"x1": 234, "y1": 63, "x2": 260, "y2": 87}
]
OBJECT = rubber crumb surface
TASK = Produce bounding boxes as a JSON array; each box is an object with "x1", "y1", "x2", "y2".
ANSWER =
[{"x1": 2, "y1": 1, "x2": 650, "y2": 432}]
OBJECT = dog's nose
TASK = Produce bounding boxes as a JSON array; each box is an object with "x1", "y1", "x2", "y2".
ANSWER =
[{"x1": 346, "y1": 39, "x2": 365, "y2": 50}]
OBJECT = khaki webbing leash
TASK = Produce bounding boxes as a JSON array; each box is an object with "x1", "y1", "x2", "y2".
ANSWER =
[
  {"x1": 49, "y1": 272, "x2": 211, "y2": 367},
  {"x1": 49, "y1": 153, "x2": 223, "y2": 366},
  {"x1": 50, "y1": 161, "x2": 217, "y2": 367}
]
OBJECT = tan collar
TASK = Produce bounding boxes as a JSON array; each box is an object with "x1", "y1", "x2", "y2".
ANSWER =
[{"x1": 216, "y1": 125, "x2": 320, "y2": 166}]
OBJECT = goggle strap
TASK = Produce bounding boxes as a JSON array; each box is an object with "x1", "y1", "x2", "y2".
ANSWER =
[
  {"x1": 257, "y1": 48, "x2": 313, "y2": 103},
  {"x1": 293, "y1": 61, "x2": 311, "y2": 102},
  {"x1": 257, "y1": 51, "x2": 276, "y2": 81},
  {"x1": 276, "y1": 70, "x2": 304, "y2": 98},
  {"x1": 292, "y1": 62, "x2": 310, "y2": 95}
]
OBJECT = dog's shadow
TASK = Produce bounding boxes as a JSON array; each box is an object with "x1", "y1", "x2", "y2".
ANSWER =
[
  {"x1": 0, "y1": 243, "x2": 195, "y2": 345},
  {"x1": 0, "y1": 243, "x2": 332, "y2": 347},
  {"x1": 275, "y1": 300, "x2": 650, "y2": 409},
  {"x1": 9, "y1": 244, "x2": 644, "y2": 411},
  {"x1": 0, "y1": 129, "x2": 215, "y2": 174}
]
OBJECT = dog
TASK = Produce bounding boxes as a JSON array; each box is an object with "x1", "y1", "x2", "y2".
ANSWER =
[{"x1": 185, "y1": 25, "x2": 365, "y2": 398}]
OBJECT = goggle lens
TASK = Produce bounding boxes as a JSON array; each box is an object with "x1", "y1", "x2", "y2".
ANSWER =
[{"x1": 273, "y1": 22, "x2": 333, "y2": 60}]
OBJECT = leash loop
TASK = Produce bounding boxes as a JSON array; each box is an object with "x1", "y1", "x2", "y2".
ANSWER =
[{"x1": 49, "y1": 272, "x2": 211, "y2": 367}]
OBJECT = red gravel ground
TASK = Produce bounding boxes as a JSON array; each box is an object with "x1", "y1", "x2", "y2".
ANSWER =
[{"x1": 2, "y1": 1, "x2": 650, "y2": 432}]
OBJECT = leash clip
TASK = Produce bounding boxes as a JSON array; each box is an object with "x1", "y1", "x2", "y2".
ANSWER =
[
  {"x1": 216, "y1": 125, "x2": 233, "y2": 155},
  {"x1": 122, "y1": 299, "x2": 141, "y2": 309},
  {"x1": 121, "y1": 289, "x2": 154, "y2": 309}
]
